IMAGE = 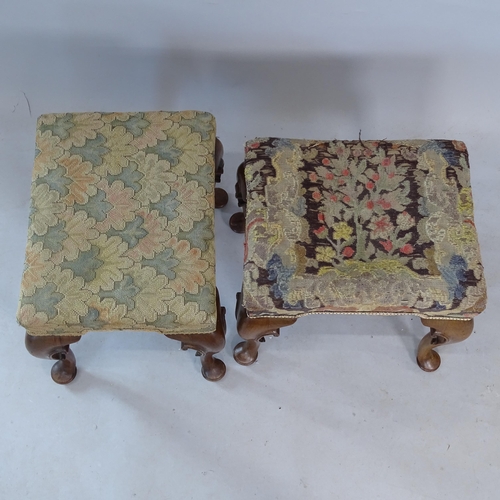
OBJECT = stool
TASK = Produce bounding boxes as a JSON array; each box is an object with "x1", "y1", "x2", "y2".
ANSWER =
[
  {"x1": 230, "y1": 137, "x2": 487, "y2": 371},
  {"x1": 18, "y1": 111, "x2": 228, "y2": 383}
]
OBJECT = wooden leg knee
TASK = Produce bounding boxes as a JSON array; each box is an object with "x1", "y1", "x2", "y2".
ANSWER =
[
  {"x1": 166, "y1": 290, "x2": 227, "y2": 381},
  {"x1": 233, "y1": 292, "x2": 296, "y2": 365},
  {"x1": 229, "y1": 162, "x2": 246, "y2": 233},
  {"x1": 214, "y1": 138, "x2": 228, "y2": 208}
]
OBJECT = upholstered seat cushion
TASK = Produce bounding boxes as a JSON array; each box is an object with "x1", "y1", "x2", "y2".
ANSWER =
[
  {"x1": 242, "y1": 137, "x2": 487, "y2": 319},
  {"x1": 18, "y1": 111, "x2": 217, "y2": 335}
]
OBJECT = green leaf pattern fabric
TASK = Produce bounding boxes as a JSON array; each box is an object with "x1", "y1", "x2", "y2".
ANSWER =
[{"x1": 18, "y1": 111, "x2": 217, "y2": 335}]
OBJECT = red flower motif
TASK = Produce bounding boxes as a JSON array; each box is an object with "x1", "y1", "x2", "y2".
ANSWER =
[
  {"x1": 366, "y1": 200, "x2": 374, "y2": 210},
  {"x1": 312, "y1": 190, "x2": 322, "y2": 201},
  {"x1": 400, "y1": 244, "x2": 413, "y2": 255},
  {"x1": 338, "y1": 179, "x2": 346, "y2": 185},
  {"x1": 381, "y1": 157, "x2": 392, "y2": 167},
  {"x1": 342, "y1": 247, "x2": 355, "y2": 258},
  {"x1": 380, "y1": 240, "x2": 393, "y2": 252},
  {"x1": 314, "y1": 226, "x2": 326, "y2": 236},
  {"x1": 249, "y1": 142, "x2": 260, "y2": 149},
  {"x1": 309, "y1": 172, "x2": 318, "y2": 182},
  {"x1": 325, "y1": 172, "x2": 334, "y2": 180},
  {"x1": 377, "y1": 199, "x2": 391, "y2": 210},
  {"x1": 372, "y1": 173, "x2": 380, "y2": 181},
  {"x1": 342, "y1": 169, "x2": 350, "y2": 176},
  {"x1": 366, "y1": 181, "x2": 374, "y2": 190},
  {"x1": 318, "y1": 212, "x2": 325, "y2": 222},
  {"x1": 322, "y1": 158, "x2": 331, "y2": 165},
  {"x1": 388, "y1": 172, "x2": 395, "y2": 179},
  {"x1": 370, "y1": 215, "x2": 393, "y2": 237},
  {"x1": 343, "y1": 195, "x2": 351, "y2": 204},
  {"x1": 330, "y1": 194, "x2": 338, "y2": 202},
  {"x1": 336, "y1": 147, "x2": 345, "y2": 155}
]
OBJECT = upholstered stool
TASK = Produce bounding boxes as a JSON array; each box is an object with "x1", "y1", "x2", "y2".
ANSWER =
[
  {"x1": 18, "y1": 111, "x2": 228, "y2": 383},
  {"x1": 230, "y1": 137, "x2": 487, "y2": 371}
]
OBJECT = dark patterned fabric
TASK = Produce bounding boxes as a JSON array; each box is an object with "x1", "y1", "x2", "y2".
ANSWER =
[{"x1": 243, "y1": 138, "x2": 487, "y2": 319}]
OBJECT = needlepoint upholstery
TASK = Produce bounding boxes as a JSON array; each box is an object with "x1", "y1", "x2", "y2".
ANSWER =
[
  {"x1": 242, "y1": 138, "x2": 487, "y2": 319},
  {"x1": 18, "y1": 111, "x2": 218, "y2": 336}
]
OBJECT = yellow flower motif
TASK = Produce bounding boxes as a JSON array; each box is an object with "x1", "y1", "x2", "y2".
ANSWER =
[
  {"x1": 333, "y1": 221, "x2": 353, "y2": 240},
  {"x1": 448, "y1": 223, "x2": 477, "y2": 248},
  {"x1": 316, "y1": 246, "x2": 336, "y2": 262},
  {"x1": 286, "y1": 289, "x2": 304, "y2": 305},
  {"x1": 458, "y1": 188, "x2": 474, "y2": 217}
]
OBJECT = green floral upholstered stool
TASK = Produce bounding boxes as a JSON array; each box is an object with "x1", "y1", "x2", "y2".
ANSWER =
[
  {"x1": 229, "y1": 137, "x2": 487, "y2": 371},
  {"x1": 18, "y1": 111, "x2": 228, "y2": 383}
]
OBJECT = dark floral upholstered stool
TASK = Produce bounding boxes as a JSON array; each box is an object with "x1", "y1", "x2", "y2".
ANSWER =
[
  {"x1": 18, "y1": 111, "x2": 228, "y2": 383},
  {"x1": 230, "y1": 137, "x2": 487, "y2": 371}
]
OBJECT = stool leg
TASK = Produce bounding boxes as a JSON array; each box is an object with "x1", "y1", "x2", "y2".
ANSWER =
[
  {"x1": 233, "y1": 292, "x2": 296, "y2": 365},
  {"x1": 214, "y1": 138, "x2": 229, "y2": 208},
  {"x1": 166, "y1": 291, "x2": 227, "y2": 381},
  {"x1": 25, "y1": 333, "x2": 81, "y2": 384},
  {"x1": 229, "y1": 162, "x2": 246, "y2": 233},
  {"x1": 417, "y1": 318, "x2": 474, "y2": 372}
]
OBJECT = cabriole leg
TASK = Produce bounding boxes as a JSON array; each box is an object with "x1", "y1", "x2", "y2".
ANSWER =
[
  {"x1": 166, "y1": 290, "x2": 227, "y2": 381},
  {"x1": 214, "y1": 137, "x2": 229, "y2": 208},
  {"x1": 229, "y1": 162, "x2": 246, "y2": 233},
  {"x1": 25, "y1": 333, "x2": 81, "y2": 384},
  {"x1": 417, "y1": 318, "x2": 474, "y2": 372},
  {"x1": 233, "y1": 292, "x2": 296, "y2": 365}
]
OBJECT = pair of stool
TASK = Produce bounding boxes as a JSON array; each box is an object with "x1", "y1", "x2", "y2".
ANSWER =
[{"x1": 17, "y1": 111, "x2": 487, "y2": 384}]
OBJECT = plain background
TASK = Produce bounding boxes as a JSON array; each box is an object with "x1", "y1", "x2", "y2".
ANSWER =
[{"x1": 1, "y1": 1, "x2": 499, "y2": 499}]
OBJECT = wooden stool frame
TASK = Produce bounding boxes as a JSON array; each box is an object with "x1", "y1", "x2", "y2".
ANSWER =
[{"x1": 25, "y1": 139, "x2": 229, "y2": 383}]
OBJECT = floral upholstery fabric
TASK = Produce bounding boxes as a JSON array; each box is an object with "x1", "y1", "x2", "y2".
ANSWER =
[
  {"x1": 18, "y1": 111, "x2": 217, "y2": 335},
  {"x1": 243, "y1": 138, "x2": 487, "y2": 319}
]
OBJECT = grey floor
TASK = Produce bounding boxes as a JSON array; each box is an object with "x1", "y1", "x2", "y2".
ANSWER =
[{"x1": 1, "y1": 1, "x2": 500, "y2": 499}]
